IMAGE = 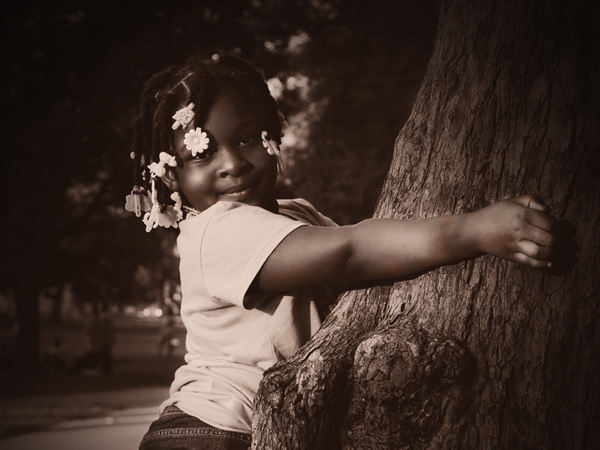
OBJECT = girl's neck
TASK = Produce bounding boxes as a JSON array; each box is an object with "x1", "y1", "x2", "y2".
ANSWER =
[
  {"x1": 183, "y1": 197, "x2": 279, "y2": 217},
  {"x1": 264, "y1": 196, "x2": 279, "y2": 214}
]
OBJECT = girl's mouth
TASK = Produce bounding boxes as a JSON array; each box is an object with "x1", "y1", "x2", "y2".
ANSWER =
[{"x1": 220, "y1": 183, "x2": 258, "y2": 201}]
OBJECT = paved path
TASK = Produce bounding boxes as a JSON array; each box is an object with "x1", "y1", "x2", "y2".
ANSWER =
[
  {"x1": 0, "y1": 387, "x2": 168, "y2": 450},
  {"x1": 0, "y1": 406, "x2": 157, "y2": 450}
]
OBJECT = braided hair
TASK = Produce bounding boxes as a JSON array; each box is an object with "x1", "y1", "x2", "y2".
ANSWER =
[{"x1": 130, "y1": 55, "x2": 283, "y2": 216}]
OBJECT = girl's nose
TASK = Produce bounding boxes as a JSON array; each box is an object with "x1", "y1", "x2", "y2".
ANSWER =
[{"x1": 217, "y1": 146, "x2": 249, "y2": 178}]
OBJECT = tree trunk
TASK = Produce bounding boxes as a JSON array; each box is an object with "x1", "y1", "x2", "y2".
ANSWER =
[{"x1": 252, "y1": 0, "x2": 599, "y2": 449}]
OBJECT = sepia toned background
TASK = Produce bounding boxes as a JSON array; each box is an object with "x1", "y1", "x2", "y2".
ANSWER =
[{"x1": 1, "y1": 0, "x2": 440, "y2": 447}]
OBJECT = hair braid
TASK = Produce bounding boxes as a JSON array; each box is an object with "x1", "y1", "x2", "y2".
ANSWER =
[{"x1": 213, "y1": 55, "x2": 282, "y2": 143}]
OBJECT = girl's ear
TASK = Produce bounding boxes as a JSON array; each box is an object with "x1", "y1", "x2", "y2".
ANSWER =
[{"x1": 161, "y1": 167, "x2": 179, "y2": 191}]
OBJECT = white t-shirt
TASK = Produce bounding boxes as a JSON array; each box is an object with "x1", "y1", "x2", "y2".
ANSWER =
[{"x1": 160, "y1": 198, "x2": 337, "y2": 434}]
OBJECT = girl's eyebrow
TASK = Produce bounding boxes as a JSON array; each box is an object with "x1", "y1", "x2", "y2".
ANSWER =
[
  {"x1": 230, "y1": 119, "x2": 261, "y2": 134},
  {"x1": 197, "y1": 119, "x2": 259, "y2": 143},
  {"x1": 200, "y1": 118, "x2": 261, "y2": 144}
]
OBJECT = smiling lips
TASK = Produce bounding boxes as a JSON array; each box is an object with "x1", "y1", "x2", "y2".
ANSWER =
[{"x1": 220, "y1": 181, "x2": 259, "y2": 201}]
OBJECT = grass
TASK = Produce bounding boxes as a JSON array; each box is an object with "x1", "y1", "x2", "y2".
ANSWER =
[{"x1": 0, "y1": 315, "x2": 186, "y2": 437}]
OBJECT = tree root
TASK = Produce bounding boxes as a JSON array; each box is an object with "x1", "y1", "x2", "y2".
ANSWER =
[{"x1": 253, "y1": 315, "x2": 474, "y2": 450}]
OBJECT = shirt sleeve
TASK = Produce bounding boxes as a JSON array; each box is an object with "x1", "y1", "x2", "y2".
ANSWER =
[
  {"x1": 200, "y1": 202, "x2": 306, "y2": 309},
  {"x1": 288, "y1": 198, "x2": 338, "y2": 227}
]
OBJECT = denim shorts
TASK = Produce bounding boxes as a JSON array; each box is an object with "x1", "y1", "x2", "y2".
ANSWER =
[{"x1": 139, "y1": 405, "x2": 252, "y2": 450}]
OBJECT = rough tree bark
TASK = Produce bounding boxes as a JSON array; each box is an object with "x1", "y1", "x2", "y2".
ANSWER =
[{"x1": 253, "y1": 0, "x2": 599, "y2": 449}]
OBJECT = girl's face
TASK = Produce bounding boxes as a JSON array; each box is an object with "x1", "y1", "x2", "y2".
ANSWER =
[{"x1": 170, "y1": 91, "x2": 278, "y2": 212}]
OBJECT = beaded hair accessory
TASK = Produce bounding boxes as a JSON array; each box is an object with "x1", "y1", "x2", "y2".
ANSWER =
[{"x1": 125, "y1": 151, "x2": 183, "y2": 232}]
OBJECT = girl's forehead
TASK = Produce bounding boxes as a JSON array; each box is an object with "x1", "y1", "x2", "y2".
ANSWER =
[{"x1": 204, "y1": 91, "x2": 259, "y2": 132}]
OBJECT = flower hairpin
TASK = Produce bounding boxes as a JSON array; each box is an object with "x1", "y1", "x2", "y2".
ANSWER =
[
  {"x1": 261, "y1": 131, "x2": 280, "y2": 156},
  {"x1": 148, "y1": 152, "x2": 177, "y2": 179},
  {"x1": 140, "y1": 180, "x2": 183, "y2": 232},
  {"x1": 184, "y1": 127, "x2": 210, "y2": 156},
  {"x1": 172, "y1": 103, "x2": 195, "y2": 130},
  {"x1": 125, "y1": 155, "x2": 184, "y2": 231}
]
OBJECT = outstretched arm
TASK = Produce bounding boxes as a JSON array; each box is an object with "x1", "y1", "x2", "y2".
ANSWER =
[{"x1": 256, "y1": 195, "x2": 555, "y2": 292}]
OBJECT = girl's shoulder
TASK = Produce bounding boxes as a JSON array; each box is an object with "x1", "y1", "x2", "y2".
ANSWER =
[
  {"x1": 278, "y1": 197, "x2": 312, "y2": 210},
  {"x1": 277, "y1": 198, "x2": 337, "y2": 227}
]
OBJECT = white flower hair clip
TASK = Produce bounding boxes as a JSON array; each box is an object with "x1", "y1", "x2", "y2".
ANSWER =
[
  {"x1": 141, "y1": 181, "x2": 183, "y2": 232},
  {"x1": 172, "y1": 103, "x2": 195, "y2": 130},
  {"x1": 261, "y1": 131, "x2": 280, "y2": 156},
  {"x1": 148, "y1": 152, "x2": 177, "y2": 179},
  {"x1": 184, "y1": 127, "x2": 210, "y2": 156},
  {"x1": 125, "y1": 155, "x2": 185, "y2": 232}
]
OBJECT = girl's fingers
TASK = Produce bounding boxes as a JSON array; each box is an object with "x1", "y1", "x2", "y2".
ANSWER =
[
  {"x1": 523, "y1": 223, "x2": 555, "y2": 246},
  {"x1": 513, "y1": 251, "x2": 553, "y2": 269},
  {"x1": 515, "y1": 239, "x2": 554, "y2": 262},
  {"x1": 501, "y1": 195, "x2": 556, "y2": 270},
  {"x1": 525, "y1": 208, "x2": 555, "y2": 232},
  {"x1": 513, "y1": 194, "x2": 550, "y2": 213}
]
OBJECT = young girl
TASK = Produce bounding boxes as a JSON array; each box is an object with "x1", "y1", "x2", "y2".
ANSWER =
[{"x1": 127, "y1": 55, "x2": 555, "y2": 450}]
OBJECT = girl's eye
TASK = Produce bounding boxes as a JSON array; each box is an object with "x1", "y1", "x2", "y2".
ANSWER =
[
  {"x1": 239, "y1": 134, "x2": 258, "y2": 147},
  {"x1": 191, "y1": 139, "x2": 218, "y2": 161},
  {"x1": 192, "y1": 148, "x2": 215, "y2": 161}
]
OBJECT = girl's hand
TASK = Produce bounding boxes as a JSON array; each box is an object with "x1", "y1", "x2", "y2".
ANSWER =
[{"x1": 467, "y1": 194, "x2": 556, "y2": 269}]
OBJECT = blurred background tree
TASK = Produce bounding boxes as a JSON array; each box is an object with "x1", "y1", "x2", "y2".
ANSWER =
[{"x1": 2, "y1": 0, "x2": 439, "y2": 373}]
